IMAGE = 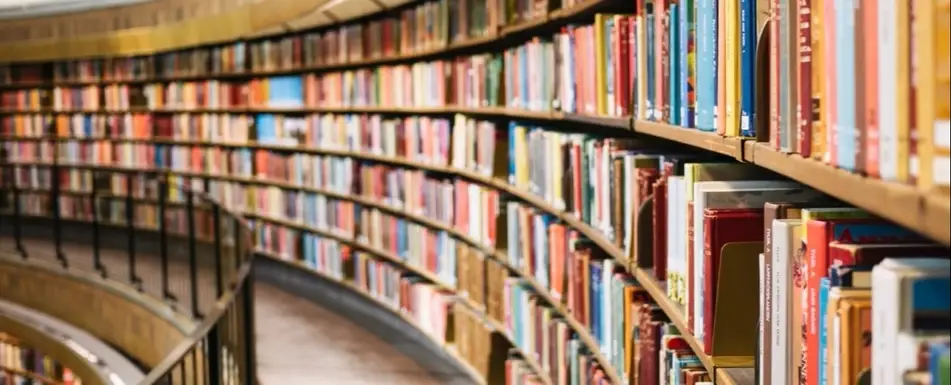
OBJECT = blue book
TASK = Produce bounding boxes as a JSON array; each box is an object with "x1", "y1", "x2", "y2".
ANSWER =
[
  {"x1": 590, "y1": 261, "x2": 603, "y2": 345},
  {"x1": 835, "y1": 0, "x2": 857, "y2": 170},
  {"x1": 267, "y1": 76, "x2": 304, "y2": 107},
  {"x1": 519, "y1": 45, "x2": 529, "y2": 109},
  {"x1": 706, "y1": 0, "x2": 720, "y2": 132},
  {"x1": 507, "y1": 122, "x2": 517, "y2": 184},
  {"x1": 739, "y1": 0, "x2": 757, "y2": 137},
  {"x1": 696, "y1": 0, "x2": 711, "y2": 130},
  {"x1": 818, "y1": 277, "x2": 831, "y2": 385},
  {"x1": 397, "y1": 219, "x2": 407, "y2": 260},
  {"x1": 930, "y1": 343, "x2": 951, "y2": 383},
  {"x1": 303, "y1": 234, "x2": 314, "y2": 267},
  {"x1": 533, "y1": 215, "x2": 551, "y2": 288},
  {"x1": 646, "y1": 13, "x2": 656, "y2": 120},
  {"x1": 255, "y1": 114, "x2": 277, "y2": 143},
  {"x1": 669, "y1": 3, "x2": 681, "y2": 126}
]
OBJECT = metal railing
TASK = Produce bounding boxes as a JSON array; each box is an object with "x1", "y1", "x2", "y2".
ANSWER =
[{"x1": 0, "y1": 141, "x2": 257, "y2": 385}]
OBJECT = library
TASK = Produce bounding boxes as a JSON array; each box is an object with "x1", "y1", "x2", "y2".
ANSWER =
[{"x1": 0, "y1": 0, "x2": 948, "y2": 384}]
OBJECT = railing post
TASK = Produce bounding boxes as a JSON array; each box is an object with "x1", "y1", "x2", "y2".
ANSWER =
[
  {"x1": 126, "y1": 171, "x2": 142, "y2": 291},
  {"x1": 207, "y1": 323, "x2": 222, "y2": 385},
  {"x1": 8, "y1": 165, "x2": 27, "y2": 259},
  {"x1": 213, "y1": 204, "x2": 224, "y2": 297},
  {"x1": 51, "y1": 134, "x2": 67, "y2": 268},
  {"x1": 90, "y1": 183, "x2": 106, "y2": 278},
  {"x1": 186, "y1": 190, "x2": 201, "y2": 319},
  {"x1": 242, "y1": 275, "x2": 257, "y2": 385},
  {"x1": 159, "y1": 175, "x2": 176, "y2": 302}
]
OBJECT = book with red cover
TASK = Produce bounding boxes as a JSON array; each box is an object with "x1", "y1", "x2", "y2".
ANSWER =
[
  {"x1": 827, "y1": 242, "x2": 949, "y2": 268},
  {"x1": 652, "y1": 173, "x2": 670, "y2": 279},
  {"x1": 638, "y1": 303, "x2": 665, "y2": 385},
  {"x1": 701, "y1": 207, "x2": 765, "y2": 354}
]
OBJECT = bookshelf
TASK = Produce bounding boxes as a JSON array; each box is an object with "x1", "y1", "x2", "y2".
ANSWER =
[{"x1": 1, "y1": 0, "x2": 949, "y2": 384}]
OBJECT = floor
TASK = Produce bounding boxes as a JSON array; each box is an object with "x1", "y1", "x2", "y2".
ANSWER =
[{"x1": 0, "y1": 233, "x2": 459, "y2": 385}]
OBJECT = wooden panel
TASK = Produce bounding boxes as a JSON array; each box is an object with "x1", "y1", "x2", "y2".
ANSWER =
[
  {"x1": 0, "y1": 258, "x2": 193, "y2": 368},
  {"x1": 0, "y1": 0, "x2": 330, "y2": 62}
]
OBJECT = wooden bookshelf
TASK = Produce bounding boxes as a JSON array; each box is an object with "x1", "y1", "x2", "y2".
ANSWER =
[
  {"x1": 633, "y1": 120, "x2": 745, "y2": 161},
  {"x1": 3, "y1": 0, "x2": 948, "y2": 383}
]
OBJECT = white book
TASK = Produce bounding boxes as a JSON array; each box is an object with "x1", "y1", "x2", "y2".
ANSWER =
[
  {"x1": 771, "y1": 219, "x2": 801, "y2": 385},
  {"x1": 872, "y1": 258, "x2": 951, "y2": 385},
  {"x1": 877, "y1": 0, "x2": 900, "y2": 180}
]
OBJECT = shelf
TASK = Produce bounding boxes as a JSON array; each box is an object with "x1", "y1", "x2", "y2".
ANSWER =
[
  {"x1": 632, "y1": 120, "x2": 745, "y2": 160},
  {"x1": 0, "y1": 107, "x2": 632, "y2": 129},
  {"x1": 746, "y1": 142, "x2": 951, "y2": 245},
  {"x1": 0, "y1": 0, "x2": 618, "y2": 79}
]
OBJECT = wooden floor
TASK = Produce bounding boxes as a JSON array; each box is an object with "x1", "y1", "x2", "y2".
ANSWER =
[{"x1": 0, "y1": 236, "x2": 462, "y2": 385}]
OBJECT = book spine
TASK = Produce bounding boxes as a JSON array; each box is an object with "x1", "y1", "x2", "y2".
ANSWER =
[
  {"x1": 862, "y1": 0, "x2": 880, "y2": 177},
  {"x1": 770, "y1": 0, "x2": 781, "y2": 148},
  {"x1": 716, "y1": 0, "x2": 727, "y2": 135},
  {"x1": 724, "y1": 0, "x2": 739, "y2": 136},
  {"x1": 671, "y1": 3, "x2": 681, "y2": 127},
  {"x1": 739, "y1": 0, "x2": 756, "y2": 137},
  {"x1": 805, "y1": 220, "x2": 829, "y2": 385},
  {"x1": 823, "y1": 0, "x2": 837, "y2": 165},
  {"x1": 834, "y1": 0, "x2": 857, "y2": 171},
  {"x1": 796, "y1": 0, "x2": 813, "y2": 155}
]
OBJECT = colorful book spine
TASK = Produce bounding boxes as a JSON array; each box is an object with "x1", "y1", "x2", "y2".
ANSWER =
[
  {"x1": 834, "y1": 0, "x2": 857, "y2": 171},
  {"x1": 739, "y1": 0, "x2": 757, "y2": 137}
]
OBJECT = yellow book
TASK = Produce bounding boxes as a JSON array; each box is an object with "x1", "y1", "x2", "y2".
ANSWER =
[
  {"x1": 811, "y1": 0, "x2": 826, "y2": 160},
  {"x1": 895, "y1": 0, "x2": 912, "y2": 182},
  {"x1": 594, "y1": 14, "x2": 613, "y2": 116},
  {"x1": 724, "y1": 0, "x2": 740, "y2": 136},
  {"x1": 915, "y1": 0, "x2": 951, "y2": 191}
]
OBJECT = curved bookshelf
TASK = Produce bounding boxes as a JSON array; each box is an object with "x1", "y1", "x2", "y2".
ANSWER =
[{"x1": 3, "y1": 0, "x2": 949, "y2": 383}]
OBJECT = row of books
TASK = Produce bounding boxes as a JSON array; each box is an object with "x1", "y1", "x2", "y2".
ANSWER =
[
  {"x1": 0, "y1": 0, "x2": 600, "y2": 83},
  {"x1": 4, "y1": 119, "x2": 951, "y2": 385},
  {"x1": 0, "y1": 58, "x2": 153, "y2": 84},
  {"x1": 1, "y1": 13, "x2": 635, "y2": 117},
  {"x1": 0, "y1": 335, "x2": 81, "y2": 385}
]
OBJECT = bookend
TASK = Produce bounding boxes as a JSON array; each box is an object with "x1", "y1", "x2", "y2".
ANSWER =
[{"x1": 708, "y1": 241, "x2": 761, "y2": 367}]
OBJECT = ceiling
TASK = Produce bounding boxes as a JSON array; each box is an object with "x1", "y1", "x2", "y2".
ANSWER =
[{"x1": 0, "y1": 0, "x2": 151, "y2": 20}]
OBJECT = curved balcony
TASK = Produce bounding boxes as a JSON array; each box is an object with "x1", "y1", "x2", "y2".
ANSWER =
[{"x1": 0, "y1": 155, "x2": 256, "y2": 385}]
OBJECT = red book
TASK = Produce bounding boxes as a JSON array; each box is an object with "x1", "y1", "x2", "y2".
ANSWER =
[
  {"x1": 827, "y1": 242, "x2": 948, "y2": 267},
  {"x1": 701, "y1": 208, "x2": 764, "y2": 354},
  {"x1": 638, "y1": 305, "x2": 662, "y2": 385},
  {"x1": 797, "y1": 0, "x2": 812, "y2": 156}
]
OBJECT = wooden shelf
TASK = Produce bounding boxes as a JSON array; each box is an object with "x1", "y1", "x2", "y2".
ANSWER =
[
  {"x1": 0, "y1": 107, "x2": 632, "y2": 128},
  {"x1": 0, "y1": 0, "x2": 618, "y2": 85},
  {"x1": 633, "y1": 120, "x2": 745, "y2": 161},
  {"x1": 746, "y1": 142, "x2": 950, "y2": 245}
]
